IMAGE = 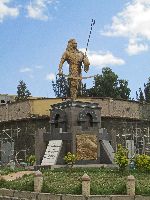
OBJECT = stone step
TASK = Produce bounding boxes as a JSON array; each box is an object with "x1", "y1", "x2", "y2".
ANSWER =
[{"x1": 101, "y1": 140, "x2": 115, "y2": 164}]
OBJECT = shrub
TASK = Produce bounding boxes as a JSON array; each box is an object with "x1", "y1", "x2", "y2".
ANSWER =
[
  {"x1": 114, "y1": 144, "x2": 128, "y2": 171},
  {"x1": 64, "y1": 152, "x2": 77, "y2": 168},
  {"x1": 26, "y1": 155, "x2": 36, "y2": 166},
  {"x1": 134, "y1": 154, "x2": 150, "y2": 172}
]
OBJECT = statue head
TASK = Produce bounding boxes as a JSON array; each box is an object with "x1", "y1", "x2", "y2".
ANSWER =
[{"x1": 66, "y1": 39, "x2": 77, "y2": 51}]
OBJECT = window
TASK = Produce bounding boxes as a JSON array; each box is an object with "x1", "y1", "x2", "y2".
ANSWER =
[
  {"x1": 1, "y1": 100, "x2": 5, "y2": 104},
  {"x1": 85, "y1": 113, "x2": 93, "y2": 127},
  {"x1": 55, "y1": 114, "x2": 60, "y2": 128}
]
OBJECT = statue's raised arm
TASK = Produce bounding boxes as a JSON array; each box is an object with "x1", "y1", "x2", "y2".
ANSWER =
[{"x1": 58, "y1": 39, "x2": 90, "y2": 100}]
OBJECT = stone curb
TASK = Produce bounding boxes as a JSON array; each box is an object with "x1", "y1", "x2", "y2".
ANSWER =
[{"x1": 0, "y1": 189, "x2": 150, "y2": 200}]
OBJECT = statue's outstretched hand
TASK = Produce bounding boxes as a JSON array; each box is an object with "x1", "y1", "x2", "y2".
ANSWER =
[{"x1": 84, "y1": 65, "x2": 89, "y2": 73}]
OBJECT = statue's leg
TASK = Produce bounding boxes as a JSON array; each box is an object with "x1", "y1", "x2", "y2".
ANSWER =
[{"x1": 70, "y1": 79, "x2": 78, "y2": 100}]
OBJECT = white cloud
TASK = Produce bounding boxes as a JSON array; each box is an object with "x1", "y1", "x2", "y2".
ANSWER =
[
  {"x1": 35, "y1": 65, "x2": 43, "y2": 69},
  {"x1": 0, "y1": 0, "x2": 19, "y2": 22},
  {"x1": 46, "y1": 73, "x2": 55, "y2": 81},
  {"x1": 26, "y1": 0, "x2": 57, "y2": 21},
  {"x1": 20, "y1": 67, "x2": 32, "y2": 73},
  {"x1": 80, "y1": 49, "x2": 125, "y2": 67},
  {"x1": 102, "y1": 0, "x2": 150, "y2": 55},
  {"x1": 126, "y1": 39, "x2": 149, "y2": 55}
]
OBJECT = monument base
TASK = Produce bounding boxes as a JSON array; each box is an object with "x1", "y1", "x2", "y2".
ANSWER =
[{"x1": 35, "y1": 100, "x2": 114, "y2": 165}]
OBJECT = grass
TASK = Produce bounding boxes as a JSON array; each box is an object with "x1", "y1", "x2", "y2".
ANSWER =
[
  {"x1": 0, "y1": 174, "x2": 34, "y2": 191},
  {"x1": 0, "y1": 166, "x2": 26, "y2": 175},
  {"x1": 1, "y1": 167, "x2": 150, "y2": 195}
]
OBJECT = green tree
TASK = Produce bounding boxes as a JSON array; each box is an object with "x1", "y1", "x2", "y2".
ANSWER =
[
  {"x1": 136, "y1": 88, "x2": 145, "y2": 102},
  {"x1": 117, "y1": 79, "x2": 131, "y2": 100},
  {"x1": 15, "y1": 80, "x2": 31, "y2": 101},
  {"x1": 80, "y1": 83, "x2": 89, "y2": 97},
  {"x1": 136, "y1": 77, "x2": 150, "y2": 103},
  {"x1": 52, "y1": 75, "x2": 87, "y2": 98},
  {"x1": 52, "y1": 67, "x2": 131, "y2": 100},
  {"x1": 52, "y1": 75, "x2": 69, "y2": 98},
  {"x1": 144, "y1": 79, "x2": 150, "y2": 103},
  {"x1": 87, "y1": 67, "x2": 131, "y2": 99},
  {"x1": 87, "y1": 67, "x2": 118, "y2": 98}
]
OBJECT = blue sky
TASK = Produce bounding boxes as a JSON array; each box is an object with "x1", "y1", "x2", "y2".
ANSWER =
[{"x1": 0, "y1": 0, "x2": 149, "y2": 99}]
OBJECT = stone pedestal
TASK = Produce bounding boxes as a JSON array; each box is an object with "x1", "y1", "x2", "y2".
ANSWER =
[
  {"x1": 34, "y1": 170, "x2": 43, "y2": 192},
  {"x1": 82, "y1": 173, "x2": 90, "y2": 196},
  {"x1": 35, "y1": 100, "x2": 114, "y2": 165},
  {"x1": 48, "y1": 101, "x2": 101, "y2": 164},
  {"x1": 127, "y1": 175, "x2": 135, "y2": 196},
  {"x1": 35, "y1": 128, "x2": 47, "y2": 165}
]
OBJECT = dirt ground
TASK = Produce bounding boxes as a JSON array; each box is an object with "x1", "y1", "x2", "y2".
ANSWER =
[{"x1": 1, "y1": 171, "x2": 34, "y2": 181}]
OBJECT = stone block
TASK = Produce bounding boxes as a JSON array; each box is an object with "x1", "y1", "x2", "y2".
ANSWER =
[
  {"x1": 0, "y1": 196, "x2": 24, "y2": 200},
  {"x1": 82, "y1": 173, "x2": 90, "y2": 196},
  {"x1": 37, "y1": 193, "x2": 61, "y2": 200},
  {"x1": 135, "y1": 196, "x2": 150, "y2": 200},
  {"x1": 76, "y1": 134, "x2": 97, "y2": 160},
  {"x1": 12, "y1": 197, "x2": 27, "y2": 200},
  {"x1": 111, "y1": 195, "x2": 135, "y2": 200},
  {"x1": 14, "y1": 190, "x2": 38, "y2": 199},
  {"x1": 88, "y1": 195, "x2": 111, "y2": 200},
  {"x1": 126, "y1": 175, "x2": 135, "y2": 196},
  {"x1": 34, "y1": 171, "x2": 43, "y2": 193},
  {"x1": 62, "y1": 195, "x2": 85, "y2": 200},
  {"x1": 0, "y1": 196, "x2": 12, "y2": 200},
  {"x1": 0, "y1": 188, "x2": 14, "y2": 197}
]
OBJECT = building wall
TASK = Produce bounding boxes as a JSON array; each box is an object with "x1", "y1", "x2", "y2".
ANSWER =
[
  {"x1": 0, "y1": 98, "x2": 64, "y2": 122},
  {"x1": 90, "y1": 98, "x2": 141, "y2": 119},
  {"x1": 0, "y1": 94, "x2": 16, "y2": 105},
  {"x1": 30, "y1": 98, "x2": 63, "y2": 116},
  {"x1": 0, "y1": 101, "x2": 31, "y2": 122},
  {"x1": 30, "y1": 97, "x2": 150, "y2": 120}
]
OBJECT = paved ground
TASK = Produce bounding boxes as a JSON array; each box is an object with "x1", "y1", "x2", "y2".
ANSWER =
[{"x1": 1, "y1": 171, "x2": 34, "y2": 181}]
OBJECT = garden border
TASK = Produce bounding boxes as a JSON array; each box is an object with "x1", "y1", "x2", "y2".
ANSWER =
[{"x1": 0, "y1": 188, "x2": 149, "y2": 200}]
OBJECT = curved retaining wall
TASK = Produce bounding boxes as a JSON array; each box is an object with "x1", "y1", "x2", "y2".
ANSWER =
[
  {"x1": 0, "y1": 98, "x2": 150, "y2": 122},
  {"x1": 0, "y1": 188, "x2": 149, "y2": 200}
]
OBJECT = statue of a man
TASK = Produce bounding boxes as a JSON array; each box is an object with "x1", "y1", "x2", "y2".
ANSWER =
[{"x1": 58, "y1": 39, "x2": 90, "y2": 100}]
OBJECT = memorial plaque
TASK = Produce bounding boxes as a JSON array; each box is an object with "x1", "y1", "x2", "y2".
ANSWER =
[
  {"x1": 41, "y1": 140, "x2": 62, "y2": 165},
  {"x1": 76, "y1": 134, "x2": 97, "y2": 160}
]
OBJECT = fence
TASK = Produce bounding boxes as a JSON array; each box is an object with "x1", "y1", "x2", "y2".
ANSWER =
[{"x1": 0, "y1": 172, "x2": 148, "y2": 200}]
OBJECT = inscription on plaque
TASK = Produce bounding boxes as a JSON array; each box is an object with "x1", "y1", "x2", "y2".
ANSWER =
[
  {"x1": 41, "y1": 140, "x2": 62, "y2": 165},
  {"x1": 76, "y1": 134, "x2": 97, "y2": 160}
]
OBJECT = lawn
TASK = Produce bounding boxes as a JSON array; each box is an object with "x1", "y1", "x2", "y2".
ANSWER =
[
  {"x1": 1, "y1": 167, "x2": 150, "y2": 195},
  {"x1": 0, "y1": 166, "x2": 26, "y2": 175}
]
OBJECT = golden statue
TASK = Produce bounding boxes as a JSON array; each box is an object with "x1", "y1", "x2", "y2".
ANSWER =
[{"x1": 58, "y1": 39, "x2": 90, "y2": 100}]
